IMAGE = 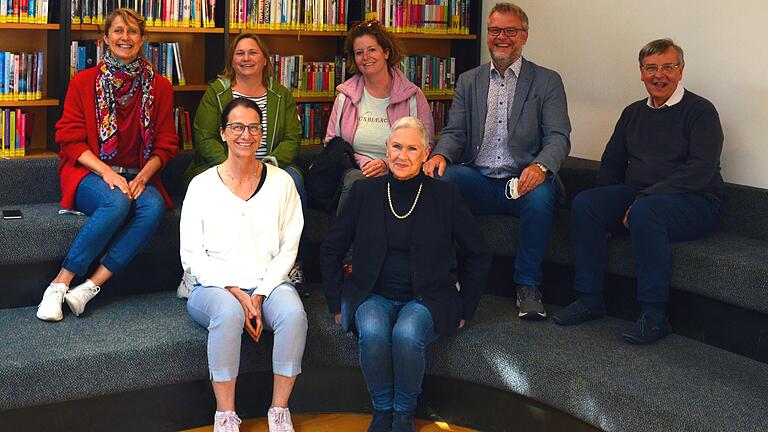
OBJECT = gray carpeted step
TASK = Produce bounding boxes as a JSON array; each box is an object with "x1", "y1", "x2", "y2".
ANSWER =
[{"x1": 2, "y1": 289, "x2": 767, "y2": 432}]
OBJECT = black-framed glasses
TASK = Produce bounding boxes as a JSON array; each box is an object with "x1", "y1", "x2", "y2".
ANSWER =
[
  {"x1": 488, "y1": 26, "x2": 527, "y2": 38},
  {"x1": 225, "y1": 123, "x2": 262, "y2": 135},
  {"x1": 641, "y1": 63, "x2": 680, "y2": 74}
]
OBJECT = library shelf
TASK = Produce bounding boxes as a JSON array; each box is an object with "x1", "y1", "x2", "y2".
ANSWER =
[
  {"x1": 72, "y1": 24, "x2": 224, "y2": 34},
  {"x1": 0, "y1": 98, "x2": 60, "y2": 108},
  {"x1": 228, "y1": 28, "x2": 346, "y2": 37},
  {"x1": 295, "y1": 96, "x2": 336, "y2": 103},
  {"x1": 19, "y1": 148, "x2": 58, "y2": 158},
  {"x1": 396, "y1": 33, "x2": 476, "y2": 40},
  {"x1": 0, "y1": 23, "x2": 60, "y2": 30},
  {"x1": 173, "y1": 85, "x2": 209, "y2": 92},
  {"x1": 425, "y1": 94, "x2": 456, "y2": 101}
]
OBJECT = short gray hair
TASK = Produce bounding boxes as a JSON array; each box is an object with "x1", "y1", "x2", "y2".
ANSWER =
[
  {"x1": 638, "y1": 38, "x2": 685, "y2": 67},
  {"x1": 388, "y1": 117, "x2": 429, "y2": 150},
  {"x1": 489, "y1": 2, "x2": 529, "y2": 30}
]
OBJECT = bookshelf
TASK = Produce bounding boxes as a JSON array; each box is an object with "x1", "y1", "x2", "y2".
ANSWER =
[
  {"x1": 0, "y1": 12, "x2": 63, "y2": 157},
  {"x1": 4, "y1": 0, "x2": 481, "y2": 158}
]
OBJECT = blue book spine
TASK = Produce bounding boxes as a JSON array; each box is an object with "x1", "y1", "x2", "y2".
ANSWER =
[
  {"x1": 77, "y1": 47, "x2": 86, "y2": 72},
  {"x1": 0, "y1": 52, "x2": 5, "y2": 99}
]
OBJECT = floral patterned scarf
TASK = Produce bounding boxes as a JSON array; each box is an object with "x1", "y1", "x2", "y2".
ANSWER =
[{"x1": 95, "y1": 52, "x2": 155, "y2": 161}]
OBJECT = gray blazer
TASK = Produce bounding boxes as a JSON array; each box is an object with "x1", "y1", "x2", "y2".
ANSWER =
[{"x1": 434, "y1": 58, "x2": 571, "y2": 193}]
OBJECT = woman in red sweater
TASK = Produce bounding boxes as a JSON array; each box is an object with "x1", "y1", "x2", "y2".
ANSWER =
[{"x1": 36, "y1": 8, "x2": 178, "y2": 322}]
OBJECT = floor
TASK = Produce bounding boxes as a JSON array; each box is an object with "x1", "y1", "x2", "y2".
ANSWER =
[{"x1": 181, "y1": 413, "x2": 477, "y2": 431}]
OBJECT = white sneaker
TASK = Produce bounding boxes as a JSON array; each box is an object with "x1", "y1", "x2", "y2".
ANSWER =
[
  {"x1": 267, "y1": 407, "x2": 295, "y2": 432},
  {"x1": 36, "y1": 283, "x2": 68, "y2": 322},
  {"x1": 64, "y1": 279, "x2": 101, "y2": 316},
  {"x1": 213, "y1": 411, "x2": 242, "y2": 432}
]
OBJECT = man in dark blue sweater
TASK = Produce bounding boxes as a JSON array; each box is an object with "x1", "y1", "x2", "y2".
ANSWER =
[{"x1": 552, "y1": 39, "x2": 724, "y2": 344}]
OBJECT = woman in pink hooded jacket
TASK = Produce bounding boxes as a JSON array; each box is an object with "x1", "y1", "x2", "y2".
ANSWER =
[{"x1": 324, "y1": 20, "x2": 434, "y2": 215}]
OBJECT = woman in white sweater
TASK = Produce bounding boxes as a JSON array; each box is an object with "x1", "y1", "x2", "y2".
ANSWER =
[{"x1": 180, "y1": 98, "x2": 306, "y2": 432}]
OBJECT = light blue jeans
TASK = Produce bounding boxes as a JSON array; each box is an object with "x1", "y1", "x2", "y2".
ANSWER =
[
  {"x1": 355, "y1": 294, "x2": 440, "y2": 412},
  {"x1": 187, "y1": 282, "x2": 308, "y2": 381},
  {"x1": 63, "y1": 172, "x2": 166, "y2": 275}
]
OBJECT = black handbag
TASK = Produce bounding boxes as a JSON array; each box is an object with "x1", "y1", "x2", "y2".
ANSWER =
[{"x1": 306, "y1": 136, "x2": 356, "y2": 213}]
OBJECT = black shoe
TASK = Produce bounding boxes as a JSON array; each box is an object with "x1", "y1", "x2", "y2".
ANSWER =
[
  {"x1": 392, "y1": 411, "x2": 415, "y2": 432},
  {"x1": 515, "y1": 284, "x2": 547, "y2": 320},
  {"x1": 622, "y1": 314, "x2": 672, "y2": 345},
  {"x1": 553, "y1": 299, "x2": 606, "y2": 326},
  {"x1": 368, "y1": 409, "x2": 393, "y2": 432}
]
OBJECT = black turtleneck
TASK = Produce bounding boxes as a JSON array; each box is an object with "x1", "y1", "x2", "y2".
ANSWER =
[{"x1": 373, "y1": 171, "x2": 426, "y2": 301}]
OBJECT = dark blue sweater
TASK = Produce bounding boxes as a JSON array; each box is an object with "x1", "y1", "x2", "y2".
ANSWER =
[{"x1": 597, "y1": 90, "x2": 724, "y2": 200}]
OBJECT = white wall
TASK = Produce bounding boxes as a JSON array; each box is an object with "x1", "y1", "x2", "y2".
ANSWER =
[{"x1": 480, "y1": 0, "x2": 768, "y2": 188}]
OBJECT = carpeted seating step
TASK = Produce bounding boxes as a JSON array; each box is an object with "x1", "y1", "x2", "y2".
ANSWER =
[{"x1": 2, "y1": 288, "x2": 767, "y2": 432}]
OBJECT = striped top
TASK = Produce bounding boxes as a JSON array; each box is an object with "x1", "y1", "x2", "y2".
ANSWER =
[{"x1": 232, "y1": 90, "x2": 269, "y2": 159}]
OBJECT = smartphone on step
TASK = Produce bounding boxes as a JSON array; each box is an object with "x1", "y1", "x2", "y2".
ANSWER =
[{"x1": 2, "y1": 209, "x2": 23, "y2": 220}]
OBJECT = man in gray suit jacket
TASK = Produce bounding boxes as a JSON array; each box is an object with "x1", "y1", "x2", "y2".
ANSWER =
[{"x1": 424, "y1": 2, "x2": 571, "y2": 320}]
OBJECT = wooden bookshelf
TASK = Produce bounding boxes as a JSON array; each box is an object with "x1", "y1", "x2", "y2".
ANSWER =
[
  {"x1": 5, "y1": 1, "x2": 482, "y2": 158},
  {"x1": 173, "y1": 85, "x2": 209, "y2": 92},
  {"x1": 73, "y1": 23, "x2": 224, "y2": 33},
  {"x1": 21, "y1": 148, "x2": 58, "y2": 158},
  {"x1": 0, "y1": 23, "x2": 60, "y2": 30},
  {"x1": 229, "y1": 28, "x2": 346, "y2": 37},
  {"x1": 397, "y1": 33, "x2": 476, "y2": 40},
  {"x1": 0, "y1": 98, "x2": 59, "y2": 108}
]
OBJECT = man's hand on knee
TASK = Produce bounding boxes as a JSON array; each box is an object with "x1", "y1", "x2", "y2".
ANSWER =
[
  {"x1": 518, "y1": 165, "x2": 546, "y2": 196},
  {"x1": 423, "y1": 154, "x2": 447, "y2": 178}
]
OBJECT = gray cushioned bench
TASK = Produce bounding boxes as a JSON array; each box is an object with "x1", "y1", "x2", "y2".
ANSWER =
[
  {"x1": 2, "y1": 154, "x2": 768, "y2": 431},
  {"x1": 1, "y1": 290, "x2": 767, "y2": 432}
]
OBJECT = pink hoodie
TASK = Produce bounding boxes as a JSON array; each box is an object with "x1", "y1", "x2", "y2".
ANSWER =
[{"x1": 324, "y1": 67, "x2": 435, "y2": 168}]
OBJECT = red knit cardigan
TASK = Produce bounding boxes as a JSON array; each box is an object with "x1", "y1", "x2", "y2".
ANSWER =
[{"x1": 56, "y1": 66, "x2": 179, "y2": 209}]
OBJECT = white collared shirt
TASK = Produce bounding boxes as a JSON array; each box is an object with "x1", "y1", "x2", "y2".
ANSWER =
[{"x1": 647, "y1": 84, "x2": 685, "y2": 109}]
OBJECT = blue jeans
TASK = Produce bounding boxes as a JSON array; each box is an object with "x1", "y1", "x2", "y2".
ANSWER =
[
  {"x1": 437, "y1": 164, "x2": 556, "y2": 285},
  {"x1": 572, "y1": 184, "x2": 721, "y2": 303},
  {"x1": 62, "y1": 173, "x2": 166, "y2": 275},
  {"x1": 283, "y1": 166, "x2": 307, "y2": 262},
  {"x1": 187, "y1": 282, "x2": 308, "y2": 381},
  {"x1": 355, "y1": 295, "x2": 439, "y2": 412}
]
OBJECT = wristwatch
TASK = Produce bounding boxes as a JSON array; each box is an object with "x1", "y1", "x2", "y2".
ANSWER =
[{"x1": 533, "y1": 162, "x2": 549, "y2": 174}]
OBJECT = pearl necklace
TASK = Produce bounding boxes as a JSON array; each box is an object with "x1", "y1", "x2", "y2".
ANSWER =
[{"x1": 387, "y1": 182, "x2": 423, "y2": 219}]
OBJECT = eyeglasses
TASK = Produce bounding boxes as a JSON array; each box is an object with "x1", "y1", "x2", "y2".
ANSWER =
[
  {"x1": 641, "y1": 63, "x2": 680, "y2": 74},
  {"x1": 225, "y1": 123, "x2": 262, "y2": 135},
  {"x1": 488, "y1": 27, "x2": 527, "y2": 38}
]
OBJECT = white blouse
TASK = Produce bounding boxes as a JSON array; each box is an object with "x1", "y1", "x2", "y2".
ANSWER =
[{"x1": 179, "y1": 163, "x2": 303, "y2": 297}]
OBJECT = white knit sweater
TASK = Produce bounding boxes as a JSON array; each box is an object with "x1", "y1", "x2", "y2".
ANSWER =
[{"x1": 179, "y1": 163, "x2": 303, "y2": 297}]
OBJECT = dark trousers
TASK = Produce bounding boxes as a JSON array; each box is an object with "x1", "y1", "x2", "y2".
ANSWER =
[{"x1": 572, "y1": 184, "x2": 720, "y2": 303}]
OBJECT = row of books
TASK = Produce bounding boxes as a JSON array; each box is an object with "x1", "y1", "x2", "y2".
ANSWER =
[
  {"x1": 144, "y1": 41, "x2": 187, "y2": 85},
  {"x1": 229, "y1": 0, "x2": 347, "y2": 31},
  {"x1": 0, "y1": 109, "x2": 34, "y2": 158},
  {"x1": 70, "y1": 40, "x2": 187, "y2": 86},
  {"x1": 297, "y1": 102, "x2": 331, "y2": 145},
  {"x1": 174, "y1": 106, "x2": 193, "y2": 150},
  {"x1": 364, "y1": 0, "x2": 470, "y2": 34},
  {"x1": 0, "y1": 52, "x2": 44, "y2": 102},
  {"x1": 0, "y1": 0, "x2": 50, "y2": 23},
  {"x1": 272, "y1": 55, "x2": 344, "y2": 98},
  {"x1": 71, "y1": 0, "x2": 217, "y2": 28},
  {"x1": 273, "y1": 54, "x2": 454, "y2": 98},
  {"x1": 428, "y1": 99, "x2": 447, "y2": 137},
  {"x1": 398, "y1": 55, "x2": 455, "y2": 95}
]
